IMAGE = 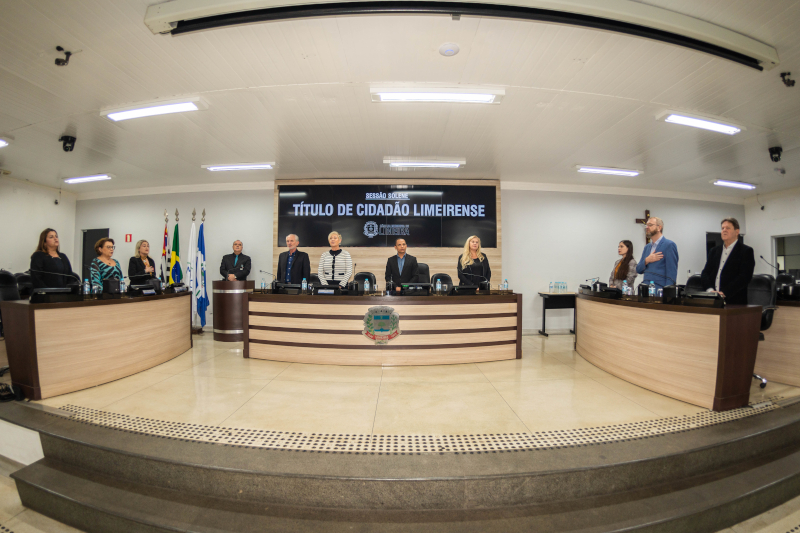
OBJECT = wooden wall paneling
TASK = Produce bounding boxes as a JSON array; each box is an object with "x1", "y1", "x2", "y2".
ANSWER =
[
  {"x1": 576, "y1": 298, "x2": 720, "y2": 409},
  {"x1": 755, "y1": 306, "x2": 800, "y2": 387},
  {"x1": 273, "y1": 180, "x2": 502, "y2": 287}
]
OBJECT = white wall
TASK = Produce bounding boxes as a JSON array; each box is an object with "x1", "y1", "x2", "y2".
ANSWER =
[
  {"x1": 743, "y1": 186, "x2": 800, "y2": 275},
  {"x1": 501, "y1": 190, "x2": 746, "y2": 332},
  {"x1": 75, "y1": 190, "x2": 274, "y2": 325},
  {"x1": 0, "y1": 176, "x2": 77, "y2": 274}
]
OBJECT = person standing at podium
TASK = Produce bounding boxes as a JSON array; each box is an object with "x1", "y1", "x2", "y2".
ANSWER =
[
  {"x1": 385, "y1": 238, "x2": 420, "y2": 292},
  {"x1": 700, "y1": 218, "x2": 754, "y2": 305},
  {"x1": 90, "y1": 238, "x2": 123, "y2": 286},
  {"x1": 220, "y1": 240, "x2": 251, "y2": 281},
  {"x1": 635, "y1": 217, "x2": 678, "y2": 289},
  {"x1": 29, "y1": 228, "x2": 77, "y2": 288},
  {"x1": 608, "y1": 240, "x2": 637, "y2": 290},
  {"x1": 128, "y1": 240, "x2": 157, "y2": 282},
  {"x1": 457, "y1": 235, "x2": 491, "y2": 286},
  {"x1": 276, "y1": 234, "x2": 310, "y2": 284},
  {"x1": 318, "y1": 231, "x2": 352, "y2": 288}
]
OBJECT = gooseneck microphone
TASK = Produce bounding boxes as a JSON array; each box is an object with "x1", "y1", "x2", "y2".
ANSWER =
[
  {"x1": 27, "y1": 269, "x2": 82, "y2": 286},
  {"x1": 259, "y1": 269, "x2": 276, "y2": 279},
  {"x1": 760, "y1": 255, "x2": 779, "y2": 270}
]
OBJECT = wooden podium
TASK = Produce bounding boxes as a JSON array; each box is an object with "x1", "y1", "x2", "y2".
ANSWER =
[{"x1": 212, "y1": 280, "x2": 254, "y2": 342}]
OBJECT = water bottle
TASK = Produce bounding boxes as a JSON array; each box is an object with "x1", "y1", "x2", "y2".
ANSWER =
[
  {"x1": 261, "y1": 277, "x2": 266, "y2": 291},
  {"x1": 364, "y1": 278, "x2": 370, "y2": 293},
  {"x1": 436, "y1": 279, "x2": 442, "y2": 292},
  {"x1": 301, "y1": 277, "x2": 308, "y2": 293},
  {"x1": 83, "y1": 279, "x2": 90, "y2": 298},
  {"x1": 92, "y1": 283, "x2": 101, "y2": 297},
  {"x1": 622, "y1": 280, "x2": 628, "y2": 296},
  {"x1": 120, "y1": 278, "x2": 126, "y2": 294},
  {"x1": 564, "y1": 281, "x2": 568, "y2": 293},
  {"x1": 549, "y1": 282, "x2": 553, "y2": 293},
  {"x1": 503, "y1": 279, "x2": 509, "y2": 291},
  {"x1": 649, "y1": 280, "x2": 655, "y2": 297}
]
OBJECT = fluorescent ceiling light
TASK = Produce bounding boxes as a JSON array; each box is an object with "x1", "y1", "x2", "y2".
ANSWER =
[
  {"x1": 577, "y1": 166, "x2": 640, "y2": 176},
  {"x1": 0, "y1": 138, "x2": 9, "y2": 148},
  {"x1": 384, "y1": 158, "x2": 465, "y2": 169},
  {"x1": 371, "y1": 87, "x2": 504, "y2": 104},
  {"x1": 63, "y1": 174, "x2": 114, "y2": 184},
  {"x1": 657, "y1": 111, "x2": 742, "y2": 135},
  {"x1": 713, "y1": 179, "x2": 756, "y2": 190},
  {"x1": 201, "y1": 162, "x2": 274, "y2": 171},
  {"x1": 101, "y1": 96, "x2": 207, "y2": 122}
]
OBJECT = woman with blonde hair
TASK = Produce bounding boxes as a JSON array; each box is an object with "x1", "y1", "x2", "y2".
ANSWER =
[
  {"x1": 128, "y1": 239, "x2": 157, "y2": 281},
  {"x1": 457, "y1": 235, "x2": 491, "y2": 286},
  {"x1": 318, "y1": 231, "x2": 353, "y2": 288}
]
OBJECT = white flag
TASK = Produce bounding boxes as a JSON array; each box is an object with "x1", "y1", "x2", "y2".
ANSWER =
[{"x1": 187, "y1": 221, "x2": 197, "y2": 325}]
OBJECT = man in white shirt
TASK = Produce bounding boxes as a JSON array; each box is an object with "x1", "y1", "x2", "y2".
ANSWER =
[{"x1": 699, "y1": 218, "x2": 755, "y2": 305}]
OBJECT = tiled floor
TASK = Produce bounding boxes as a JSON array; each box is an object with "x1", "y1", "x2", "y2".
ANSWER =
[{"x1": 22, "y1": 333, "x2": 800, "y2": 435}]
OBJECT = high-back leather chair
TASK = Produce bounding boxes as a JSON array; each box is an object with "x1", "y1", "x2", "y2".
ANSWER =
[
  {"x1": 685, "y1": 274, "x2": 705, "y2": 295},
  {"x1": 748, "y1": 274, "x2": 777, "y2": 388},
  {"x1": 308, "y1": 274, "x2": 321, "y2": 286},
  {"x1": 417, "y1": 263, "x2": 431, "y2": 284},
  {"x1": 353, "y1": 272, "x2": 376, "y2": 289},
  {"x1": 0, "y1": 270, "x2": 21, "y2": 344},
  {"x1": 431, "y1": 273, "x2": 453, "y2": 287},
  {"x1": 14, "y1": 273, "x2": 33, "y2": 299},
  {"x1": 776, "y1": 273, "x2": 795, "y2": 289}
]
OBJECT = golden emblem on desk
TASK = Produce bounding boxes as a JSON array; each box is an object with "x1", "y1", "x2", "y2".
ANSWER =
[{"x1": 363, "y1": 305, "x2": 401, "y2": 345}]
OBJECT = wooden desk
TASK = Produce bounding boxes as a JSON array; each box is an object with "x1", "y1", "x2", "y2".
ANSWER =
[
  {"x1": 575, "y1": 294, "x2": 761, "y2": 411},
  {"x1": 537, "y1": 292, "x2": 576, "y2": 336},
  {"x1": 755, "y1": 301, "x2": 800, "y2": 387},
  {"x1": 245, "y1": 293, "x2": 522, "y2": 365},
  {"x1": 212, "y1": 280, "x2": 254, "y2": 342},
  {"x1": 0, "y1": 292, "x2": 192, "y2": 400}
]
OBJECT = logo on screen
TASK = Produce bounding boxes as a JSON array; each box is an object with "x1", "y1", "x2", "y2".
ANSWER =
[{"x1": 363, "y1": 221, "x2": 380, "y2": 238}]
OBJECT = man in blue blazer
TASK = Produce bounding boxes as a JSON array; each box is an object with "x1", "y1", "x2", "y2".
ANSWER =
[{"x1": 636, "y1": 217, "x2": 679, "y2": 289}]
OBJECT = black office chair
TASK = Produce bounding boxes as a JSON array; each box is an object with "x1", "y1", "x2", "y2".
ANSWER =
[
  {"x1": 685, "y1": 274, "x2": 705, "y2": 295},
  {"x1": 431, "y1": 273, "x2": 453, "y2": 287},
  {"x1": 353, "y1": 272, "x2": 377, "y2": 289},
  {"x1": 14, "y1": 273, "x2": 33, "y2": 299},
  {"x1": 308, "y1": 274, "x2": 321, "y2": 286},
  {"x1": 0, "y1": 270, "x2": 21, "y2": 376},
  {"x1": 748, "y1": 274, "x2": 777, "y2": 389},
  {"x1": 776, "y1": 273, "x2": 795, "y2": 289},
  {"x1": 417, "y1": 263, "x2": 431, "y2": 284}
]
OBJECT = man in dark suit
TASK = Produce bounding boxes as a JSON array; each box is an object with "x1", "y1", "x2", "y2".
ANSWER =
[
  {"x1": 220, "y1": 240, "x2": 251, "y2": 281},
  {"x1": 385, "y1": 238, "x2": 420, "y2": 292},
  {"x1": 276, "y1": 234, "x2": 310, "y2": 285},
  {"x1": 700, "y1": 218, "x2": 755, "y2": 305}
]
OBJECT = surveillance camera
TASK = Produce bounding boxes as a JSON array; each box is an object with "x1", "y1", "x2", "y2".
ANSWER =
[
  {"x1": 769, "y1": 146, "x2": 782, "y2": 163},
  {"x1": 54, "y1": 199, "x2": 59, "y2": 205},
  {"x1": 59, "y1": 135, "x2": 76, "y2": 152}
]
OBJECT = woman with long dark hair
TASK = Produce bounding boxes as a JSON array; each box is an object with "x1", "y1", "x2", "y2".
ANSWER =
[
  {"x1": 609, "y1": 240, "x2": 637, "y2": 290},
  {"x1": 29, "y1": 228, "x2": 77, "y2": 288}
]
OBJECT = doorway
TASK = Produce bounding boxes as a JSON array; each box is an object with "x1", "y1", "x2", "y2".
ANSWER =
[{"x1": 81, "y1": 229, "x2": 109, "y2": 282}]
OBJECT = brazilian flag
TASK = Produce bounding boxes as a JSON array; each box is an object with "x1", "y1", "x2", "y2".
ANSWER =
[{"x1": 169, "y1": 222, "x2": 182, "y2": 284}]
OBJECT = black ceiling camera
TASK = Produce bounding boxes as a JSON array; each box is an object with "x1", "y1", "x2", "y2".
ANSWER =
[
  {"x1": 55, "y1": 46, "x2": 72, "y2": 66},
  {"x1": 781, "y1": 72, "x2": 796, "y2": 88},
  {"x1": 769, "y1": 146, "x2": 782, "y2": 163},
  {"x1": 59, "y1": 135, "x2": 76, "y2": 152}
]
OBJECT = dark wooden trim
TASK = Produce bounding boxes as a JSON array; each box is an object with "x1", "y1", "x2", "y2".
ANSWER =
[
  {"x1": 243, "y1": 285, "x2": 250, "y2": 358},
  {"x1": 249, "y1": 294, "x2": 518, "y2": 305},
  {"x1": 778, "y1": 301, "x2": 800, "y2": 308},
  {"x1": 576, "y1": 293, "x2": 763, "y2": 317},
  {"x1": 3, "y1": 291, "x2": 192, "y2": 311},
  {"x1": 214, "y1": 332, "x2": 244, "y2": 342},
  {"x1": 0, "y1": 301, "x2": 41, "y2": 400},
  {"x1": 516, "y1": 293, "x2": 522, "y2": 359},
  {"x1": 249, "y1": 339, "x2": 517, "y2": 350},
  {"x1": 249, "y1": 312, "x2": 517, "y2": 320},
  {"x1": 249, "y1": 325, "x2": 517, "y2": 335},
  {"x1": 713, "y1": 309, "x2": 761, "y2": 410}
]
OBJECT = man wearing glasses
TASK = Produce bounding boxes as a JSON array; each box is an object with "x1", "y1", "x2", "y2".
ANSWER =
[{"x1": 636, "y1": 217, "x2": 679, "y2": 289}]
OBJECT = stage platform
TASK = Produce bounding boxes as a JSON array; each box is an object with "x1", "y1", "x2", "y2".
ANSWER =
[{"x1": 1, "y1": 334, "x2": 800, "y2": 532}]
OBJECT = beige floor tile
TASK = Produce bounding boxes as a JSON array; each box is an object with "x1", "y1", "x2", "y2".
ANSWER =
[
  {"x1": 591, "y1": 375, "x2": 706, "y2": 417},
  {"x1": 493, "y1": 379, "x2": 658, "y2": 431},
  {"x1": 103, "y1": 375, "x2": 269, "y2": 425},
  {"x1": 477, "y1": 355, "x2": 588, "y2": 383},
  {"x1": 179, "y1": 352, "x2": 290, "y2": 381},
  {"x1": 729, "y1": 494, "x2": 800, "y2": 532},
  {"x1": 36, "y1": 370, "x2": 173, "y2": 410},
  {"x1": 551, "y1": 351, "x2": 617, "y2": 379},
  {"x1": 144, "y1": 346, "x2": 222, "y2": 375},
  {"x1": 373, "y1": 382, "x2": 530, "y2": 435},
  {"x1": 273, "y1": 363, "x2": 383, "y2": 383},
  {"x1": 221, "y1": 380, "x2": 380, "y2": 434},
  {"x1": 6, "y1": 509, "x2": 83, "y2": 533},
  {"x1": 381, "y1": 363, "x2": 488, "y2": 383},
  {"x1": 750, "y1": 380, "x2": 800, "y2": 403},
  {"x1": 0, "y1": 481, "x2": 25, "y2": 521}
]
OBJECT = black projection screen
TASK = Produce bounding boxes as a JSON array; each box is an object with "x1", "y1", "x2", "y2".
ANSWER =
[{"x1": 278, "y1": 184, "x2": 497, "y2": 248}]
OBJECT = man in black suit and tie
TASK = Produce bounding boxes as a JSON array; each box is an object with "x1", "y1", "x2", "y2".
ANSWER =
[
  {"x1": 700, "y1": 218, "x2": 755, "y2": 305},
  {"x1": 220, "y1": 240, "x2": 251, "y2": 281},
  {"x1": 385, "y1": 238, "x2": 420, "y2": 292},
  {"x1": 276, "y1": 234, "x2": 310, "y2": 285}
]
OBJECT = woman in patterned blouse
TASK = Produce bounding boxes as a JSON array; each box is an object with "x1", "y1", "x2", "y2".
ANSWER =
[{"x1": 90, "y1": 237, "x2": 123, "y2": 286}]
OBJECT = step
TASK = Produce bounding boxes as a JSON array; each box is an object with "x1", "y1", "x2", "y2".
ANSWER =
[{"x1": 12, "y1": 444, "x2": 800, "y2": 533}]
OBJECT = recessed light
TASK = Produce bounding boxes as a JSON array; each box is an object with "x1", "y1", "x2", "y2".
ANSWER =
[
  {"x1": 101, "y1": 96, "x2": 207, "y2": 122},
  {"x1": 439, "y1": 43, "x2": 460, "y2": 57},
  {"x1": 63, "y1": 174, "x2": 114, "y2": 184},
  {"x1": 657, "y1": 111, "x2": 743, "y2": 135},
  {"x1": 371, "y1": 87, "x2": 503, "y2": 104},
  {"x1": 577, "y1": 166, "x2": 641, "y2": 176},
  {"x1": 201, "y1": 163, "x2": 275, "y2": 171},
  {"x1": 383, "y1": 158, "x2": 465, "y2": 168},
  {"x1": 0, "y1": 137, "x2": 10, "y2": 148},
  {"x1": 713, "y1": 179, "x2": 756, "y2": 190}
]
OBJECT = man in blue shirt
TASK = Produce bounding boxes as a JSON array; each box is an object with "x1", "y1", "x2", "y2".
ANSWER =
[
  {"x1": 276, "y1": 234, "x2": 310, "y2": 285},
  {"x1": 635, "y1": 217, "x2": 679, "y2": 289}
]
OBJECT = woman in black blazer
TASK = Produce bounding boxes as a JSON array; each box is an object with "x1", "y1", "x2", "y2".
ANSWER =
[
  {"x1": 128, "y1": 239, "x2": 157, "y2": 282},
  {"x1": 29, "y1": 228, "x2": 77, "y2": 288}
]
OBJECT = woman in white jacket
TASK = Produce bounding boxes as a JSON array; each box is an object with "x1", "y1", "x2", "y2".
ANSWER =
[{"x1": 318, "y1": 231, "x2": 353, "y2": 288}]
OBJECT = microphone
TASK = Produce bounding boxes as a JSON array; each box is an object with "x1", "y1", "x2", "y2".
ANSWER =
[
  {"x1": 259, "y1": 270, "x2": 276, "y2": 279},
  {"x1": 27, "y1": 269, "x2": 82, "y2": 286},
  {"x1": 461, "y1": 271, "x2": 489, "y2": 283},
  {"x1": 760, "y1": 255, "x2": 779, "y2": 270}
]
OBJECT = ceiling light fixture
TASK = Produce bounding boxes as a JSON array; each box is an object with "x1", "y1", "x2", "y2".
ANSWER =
[
  {"x1": 63, "y1": 174, "x2": 114, "y2": 184},
  {"x1": 713, "y1": 179, "x2": 756, "y2": 190},
  {"x1": 201, "y1": 162, "x2": 274, "y2": 171},
  {"x1": 371, "y1": 87, "x2": 503, "y2": 104},
  {"x1": 577, "y1": 166, "x2": 641, "y2": 176},
  {"x1": 384, "y1": 158, "x2": 465, "y2": 168},
  {"x1": 0, "y1": 139, "x2": 8, "y2": 148},
  {"x1": 101, "y1": 96, "x2": 207, "y2": 122},
  {"x1": 657, "y1": 111, "x2": 742, "y2": 135}
]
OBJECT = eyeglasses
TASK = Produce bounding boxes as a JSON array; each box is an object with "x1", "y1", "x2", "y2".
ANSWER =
[
  {"x1": 104, "y1": 245, "x2": 116, "y2": 250},
  {"x1": 645, "y1": 223, "x2": 658, "y2": 228}
]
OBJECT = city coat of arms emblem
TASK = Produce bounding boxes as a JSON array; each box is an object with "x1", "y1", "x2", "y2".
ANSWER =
[{"x1": 363, "y1": 306, "x2": 401, "y2": 345}]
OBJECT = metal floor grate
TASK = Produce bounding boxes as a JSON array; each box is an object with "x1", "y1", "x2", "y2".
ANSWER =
[{"x1": 56, "y1": 398, "x2": 784, "y2": 454}]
